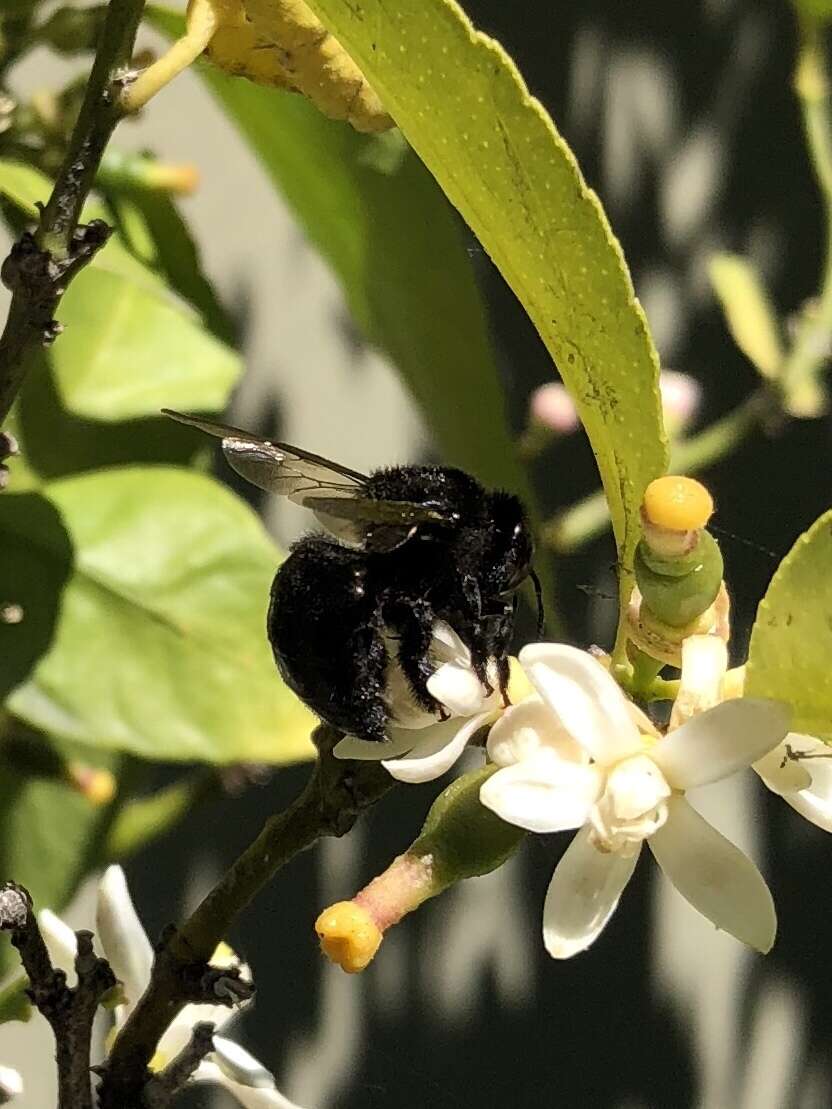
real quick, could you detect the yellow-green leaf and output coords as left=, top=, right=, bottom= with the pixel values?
left=3, top=468, right=315, bottom=764
left=302, top=0, right=667, bottom=583
left=746, top=508, right=832, bottom=741
left=709, top=254, right=783, bottom=379
left=0, top=159, right=241, bottom=420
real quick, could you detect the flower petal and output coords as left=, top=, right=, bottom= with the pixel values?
left=754, top=739, right=813, bottom=795
left=429, top=621, right=470, bottom=666
left=480, top=754, right=602, bottom=833
left=648, top=795, right=776, bottom=953
left=541, top=826, right=641, bottom=958
left=669, top=634, right=728, bottom=729
left=38, top=909, right=79, bottom=983
left=428, top=662, right=490, bottom=717
left=382, top=651, right=437, bottom=729
left=652, top=698, right=791, bottom=790
left=759, top=734, right=832, bottom=832
left=213, top=1036, right=277, bottom=1089
left=334, top=731, right=416, bottom=762
left=0, top=1065, right=22, bottom=1100
left=193, top=1058, right=306, bottom=1108
left=519, top=643, right=642, bottom=765
left=95, top=865, right=153, bottom=1014
left=486, top=695, right=586, bottom=768
left=783, top=788, right=832, bottom=833
left=382, top=710, right=493, bottom=783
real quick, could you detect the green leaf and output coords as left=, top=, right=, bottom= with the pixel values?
left=708, top=254, right=783, bottom=379
left=4, top=468, right=316, bottom=764
left=0, top=158, right=241, bottom=421
left=794, top=0, right=832, bottom=21
left=8, top=350, right=212, bottom=484
left=147, top=7, right=529, bottom=499
left=297, top=0, right=667, bottom=577
left=0, top=973, right=29, bottom=1024
left=0, top=491, right=72, bottom=699
left=50, top=266, right=238, bottom=420
left=0, top=760, right=115, bottom=981
left=97, top=151, right=235, bottom=345
left=746, top=508, right=832, bottom=741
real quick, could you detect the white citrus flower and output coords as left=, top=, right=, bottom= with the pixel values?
left=38, top=867, right=303, bottom=1109
left=678, top=636, right=832, bottom=832
left=334, top=621, right=502, bottom=783
left=479, top=643, right=790, bottom=958
left=0, top=1065, right=22, bottom=1104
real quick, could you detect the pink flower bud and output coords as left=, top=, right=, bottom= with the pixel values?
left=529, top=383, right=580, bottom=435
left=660, top=371, right=700, bottom=435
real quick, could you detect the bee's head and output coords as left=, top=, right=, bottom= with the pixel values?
left=487, top=492, right=534, bottom=594
left=486, top=492, right=545, bottom=637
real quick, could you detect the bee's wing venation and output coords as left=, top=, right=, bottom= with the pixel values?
left=163, top=409, right=455, bottom=550
left=162, top=409, right=369, bottom=495
left=223, top=441, right=364, bottom=499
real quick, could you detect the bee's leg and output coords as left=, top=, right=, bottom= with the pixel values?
left=387, top=599, right=444, bottom=716
left=473, top=595, right=518, bottom=700
left=496, top=655, right=511, bottom=707
left=342, top=611, right=392, bottom=743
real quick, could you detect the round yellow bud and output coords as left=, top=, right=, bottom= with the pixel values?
left=643, top=476, right=713, bottom=532
left=315, top=901, right=381, bottom=974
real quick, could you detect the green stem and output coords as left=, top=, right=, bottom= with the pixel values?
left=0, top=0, right=146, bottom=427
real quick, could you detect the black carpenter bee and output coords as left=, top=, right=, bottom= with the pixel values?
left=164, top=410, right=544, bottom=743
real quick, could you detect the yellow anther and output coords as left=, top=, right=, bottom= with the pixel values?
left=315, top=901, right=381, bottom=974
left=643, top=476, right=713, bottom=532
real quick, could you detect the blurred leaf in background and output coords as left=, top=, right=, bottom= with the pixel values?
left=4, top=467, right=314, bottom=764
left=746, top=508, right=832, bottom=742
left=0, top=728, right=121, bottom=986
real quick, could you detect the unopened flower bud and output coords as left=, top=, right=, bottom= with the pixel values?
left=659, top=370, right=700, bottom=435
left=315, top=767, right=525, bottom=972
left=98, top=151, right=200, bottom=196
left=66, top=763, right=117, bottom=806
left=529, top=383, right=580, bottom=435
left=630, top=476, right=727, bottom=662
left=142, top=162, right=200, bottom=196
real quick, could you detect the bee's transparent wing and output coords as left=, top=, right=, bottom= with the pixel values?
left=163, top=410, right=454, bottom=550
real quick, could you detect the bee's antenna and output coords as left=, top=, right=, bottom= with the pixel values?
left=530, top=568, right=546, bottom=639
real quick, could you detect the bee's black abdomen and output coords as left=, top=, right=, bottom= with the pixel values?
left=268, top=536, right=389, bottom=742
